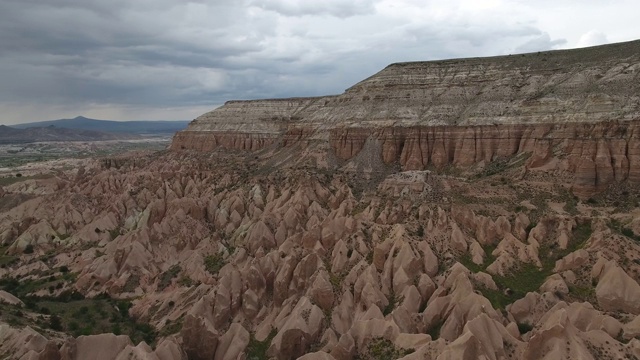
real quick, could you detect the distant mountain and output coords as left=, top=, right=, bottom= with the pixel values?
left=13, top=116, right=190, bottom=135
left=0, top=125, right=140, bottom=144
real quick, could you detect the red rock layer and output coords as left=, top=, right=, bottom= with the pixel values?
left=171, top=131, right=280, bottom=152
left=330, top=121, right=640, bottom=197
left=172, top=120, right=640, bottom=198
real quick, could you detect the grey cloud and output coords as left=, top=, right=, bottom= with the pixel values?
left=249, top=0, right=379, bottom=18
left=0, top=0, right=275, bottom=111
left=0, top=0, right=632, bottom=124
left=515, top=33, right=567, bottom=53
left=399, top=22, right=557, bottom=61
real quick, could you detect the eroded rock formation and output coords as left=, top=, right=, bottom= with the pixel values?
left=173, top=40, right=640, bottom=198
left=2, top=40, right=640, bottom=360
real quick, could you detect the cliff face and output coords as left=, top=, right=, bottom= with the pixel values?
left=171, top=40, right=640, bottom=197
left=328, top=121, right=640, bottom=197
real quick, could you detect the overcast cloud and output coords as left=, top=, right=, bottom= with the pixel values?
left=0, top=0, right=638, bottom=124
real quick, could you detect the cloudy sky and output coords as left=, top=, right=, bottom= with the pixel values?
left=1, top=0, right=638, bottom=124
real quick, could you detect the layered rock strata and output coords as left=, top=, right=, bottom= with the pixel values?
left=172, top=40, right=640, bottom=197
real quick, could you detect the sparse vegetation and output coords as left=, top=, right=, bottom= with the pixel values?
left=366, top=338, right=414, bottom=360
left=608, top=219, right=640, bottom=242
left=561, top=190, right=579, bottom=215
left=0, top=245, right=17, bottom=268
left=158, top=318, right=183, bottom=337
left=0, top=272, right=77, bottom=299
left=365, top=251, right=374, bottom=265
left=427, top=319, right=444, bottom=340
left=48, top=314, right=63, bottom=331
left=0, top=292, right=156, bottom=345
left=525, top=222, right=537, bottom=236
left=569, top=284, right=596, bottom=301
left=476, top=221, right=593, bottom=309
left=204, top=253, right=226, bottom=275
left=517, top=322, right=533, bottom=334
left=459, top=244, right=497, bottom=273
left=178, top=276, right=194, bottom=287
left=383, top=293, right=401, bottom=316
left=246, top=329, right=277, bottom=360
left=123, top=274, right=140, bottom=293
left=109, top=228, right=122, bottom=240
left=329, top=272, right=344, bottom=293
left=158, top=265, right=181, bottom=290
left=0, top=173, right=53, bottom=186
left=23, top=244, right=34, bottom=254
left=474, top=153, right=531, bottom=179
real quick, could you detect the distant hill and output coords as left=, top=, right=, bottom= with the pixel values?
left=0, top=125, right=140, bottom=144
left=13, top=116, right=190, bottom=135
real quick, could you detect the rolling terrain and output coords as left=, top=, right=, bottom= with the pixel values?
left=13, top=116, right=189, bottom=136
left=0, top=125, right=140, bottom=144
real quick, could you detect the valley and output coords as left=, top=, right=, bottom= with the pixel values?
left=1, top=40, right=640, bottom=359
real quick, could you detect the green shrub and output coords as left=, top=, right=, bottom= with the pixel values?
left=365, top=251, right=373, bottom=265
left=329, top=272, right=344, bottom=293
left=56, top=290, right=85, bottom=302
left=109, top=228, right=121, bottom=240
left=204, top=254, right=226, bottom=275
left=569, top=284, right=596, bottom=301
left=159, top=319, right=183, bottom=337
left=24, top=298, right=37, bottom=309
left=383, top=293, right=401, bottom=316
left=116, top=300, right=132, bottom=318
left=158, top=265, right=181, bottom=290
left=246, top=329, right=277, bottom=360
left=517, top=322, right=533, bottom=334
left=178, top=276, right=194, bottom=287
left=427, top=320, right=444, bottom=340
left=123, top=274, right=140, bottom=292
left=525, top=222, right=537, bottom=235
left=368, top=338, right=414, bottom=359
left=0, top=277, right=19, bottom=292
left=23, top=244, right=34, bottom=254
left=134, top=323, right=157, bottom=344
left=68, top=321, right=79, bottom=331
left=608, top=219, right=639, bottom=241
left=49, top=315, right=63, bottom=331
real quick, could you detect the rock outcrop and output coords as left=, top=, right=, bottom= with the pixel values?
left=172, top=40, right=640, bottom=198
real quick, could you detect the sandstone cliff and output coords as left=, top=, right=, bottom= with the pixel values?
left=172, top=40, right=640, bottom=197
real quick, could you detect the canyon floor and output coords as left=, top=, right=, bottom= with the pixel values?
left=1, top=144, right=640, bottom=360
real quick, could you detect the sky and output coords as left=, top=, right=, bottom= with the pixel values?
left=0, top=0, right=639, bottom=125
